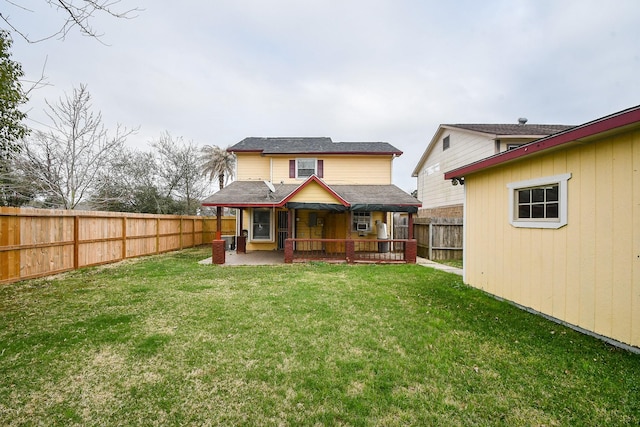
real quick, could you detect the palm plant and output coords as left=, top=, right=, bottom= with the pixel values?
left=200, top=145, right=235, bottom=190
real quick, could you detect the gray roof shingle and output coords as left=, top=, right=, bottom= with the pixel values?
left=332, top=185, right=420, bottom=206
left=201, top=181, right=298, bottom=205
left=201, top=181, right=420, bottom=210
left=446, top=123, right=574, bottom=136
left=229, top=137, right=403, bottom=155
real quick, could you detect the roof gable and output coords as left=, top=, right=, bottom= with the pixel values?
left=281, top=175, right=349, bottom=207
left=444, top=105, right=640, bottom=180
left=412, top=122, right=573, bottom=176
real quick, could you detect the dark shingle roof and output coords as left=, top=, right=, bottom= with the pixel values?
left=201, top=181, right=298, bottom=205
left=446, top=124, right=574, bottom=136
left=202, top=181, right=420, bottom=209
left=229, top=137, right=402, bottom=155
left=333, top=185, right=420, bottom=206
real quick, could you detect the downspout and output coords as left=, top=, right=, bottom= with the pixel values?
left=462, top=180, right=467, bottom=283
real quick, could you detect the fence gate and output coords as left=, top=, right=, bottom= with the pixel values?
left=393, top=214, right=408, bottom=240
left=413, top=217, right=463, bottom=260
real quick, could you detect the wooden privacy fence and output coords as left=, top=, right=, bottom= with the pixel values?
left=413, top=217, right=463, bottom=260
left=0, top=207, right=236, bottom=285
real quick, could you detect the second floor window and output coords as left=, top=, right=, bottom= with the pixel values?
left=443, top=135, right=450, bottom=151
left=297, top=158, right=316, bottom=178
left=290, top=159, right=324, bottom=178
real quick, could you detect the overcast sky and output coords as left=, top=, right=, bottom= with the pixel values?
left=8, top=0, right=640, bottom=192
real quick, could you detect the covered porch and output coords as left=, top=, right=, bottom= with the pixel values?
left=202, top=176, right=421, bottom=265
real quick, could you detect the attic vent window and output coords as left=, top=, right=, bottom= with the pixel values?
left=443, top=135, right=450, bottom=151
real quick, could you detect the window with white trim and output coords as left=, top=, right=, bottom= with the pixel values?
left=507, top=173, right=571, bottom=229
left=352, top=211, right=372, bottom=232
left=252, top=208, right=272, bottom=240
left=296, top=158, right=316, bottom=178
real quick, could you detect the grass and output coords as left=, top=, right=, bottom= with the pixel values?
left=0, top=247, right=638, bottom=426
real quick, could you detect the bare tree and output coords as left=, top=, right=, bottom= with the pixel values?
left=16, top=84, right=135, bottom=209
left=1, top=0, right=141, bottom=43
left=153, top=132, right=208, bottom=215
left=89, top=148, right=168, bottom=213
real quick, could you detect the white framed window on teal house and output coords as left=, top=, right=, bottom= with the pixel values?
left=507, top=173, right=571, bottom=229
left=252, top=208, right=272, bottom=241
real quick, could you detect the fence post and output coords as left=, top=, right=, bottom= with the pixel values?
left=73, top=215, right=79, bottom=269
left=122, top=217, right=127, bottom=261
left=428, top=222, right=433, bottom=260
left=156, top=218, right=160, bottom=254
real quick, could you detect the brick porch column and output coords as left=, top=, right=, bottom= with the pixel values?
left=284, top=239, right=294, bottom=263
left=345, top=240, right=355, bottom=264
left=212, top=239, right=226, bottom=265
left=405, top=239, right=417, bottom=264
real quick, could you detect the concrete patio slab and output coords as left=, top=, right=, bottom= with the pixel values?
left=416, top=257, right=463, bottom=276
left=199, top=251, right=463, bottom=276
left=199, top=250, right=285, bottom=266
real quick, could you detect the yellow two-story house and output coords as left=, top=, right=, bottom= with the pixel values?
left=202, top=137, right=421, bottom=262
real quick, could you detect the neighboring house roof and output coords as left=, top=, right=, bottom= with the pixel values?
left=446, top=123, right=573, bottom=137
left=202, top=176, right=422, bottom=213
left=229, top=137, right=403, bottom=156
left=444, top=105, right=640, bottom=180
left=411, top=122, right=573, bottom=176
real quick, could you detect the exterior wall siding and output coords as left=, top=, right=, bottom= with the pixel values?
left=238, top=154, right=393, bottom=185
left=417, top=129, right=497, bottom=211
left=319, top=156, right=392, bottom=185
left=288, top=181, right=343, bottom=204
left=464, top=128, right=640, bottom=347
left=236, top=154, right=271, bottom=181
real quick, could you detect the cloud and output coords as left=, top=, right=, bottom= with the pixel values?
left=8, top=0, right=640, bottom=192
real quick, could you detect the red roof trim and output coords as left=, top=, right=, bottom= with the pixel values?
left=444, top=105, right=640, bottom=180
left=227, top=148, right=402, bottom=156
left=201, top=202, right=281, bottom=208
left=251, top=151, right=402, bottom=156
left=227, top=149, right=263, bottom=153
left=279, top=175, right=350, bottom=207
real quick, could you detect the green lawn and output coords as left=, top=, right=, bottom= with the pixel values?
left=1, top=247, right=638, bottom=426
